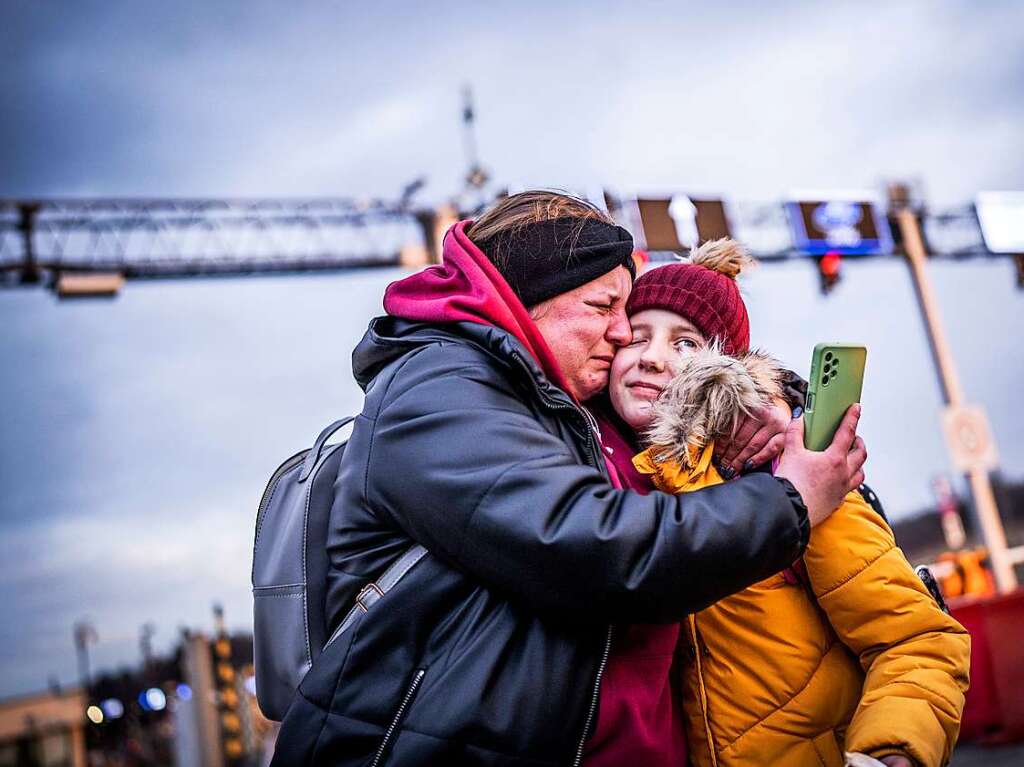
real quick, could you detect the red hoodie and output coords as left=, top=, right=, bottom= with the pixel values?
left=384, top=220, right=685, bottom=766
left=384, top=220, right=572, bottom=394
left=586, top=410, right=687, bottom=767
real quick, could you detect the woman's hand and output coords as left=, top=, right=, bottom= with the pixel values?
left=714, top=397, right=792, bottom=478
left=774, top=404, right=867, bottom=527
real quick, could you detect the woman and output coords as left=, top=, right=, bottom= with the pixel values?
left=604, top=238, right=970, bottom=767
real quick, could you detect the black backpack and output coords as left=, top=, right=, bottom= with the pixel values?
left=251, top=417, right=425, bottom=720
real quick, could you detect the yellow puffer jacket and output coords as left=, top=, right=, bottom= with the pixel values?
left=635, top=444, right=971, bottom=767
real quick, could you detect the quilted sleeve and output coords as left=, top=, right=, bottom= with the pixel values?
left=804, top=492, right=971, bottom=767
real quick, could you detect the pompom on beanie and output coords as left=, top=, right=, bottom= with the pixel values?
left=625, top=238, right=753, bottom=355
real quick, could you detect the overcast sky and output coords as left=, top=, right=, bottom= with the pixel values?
left=1, top=0, right=1022, bottom=699
left=3, top=1, right=1023, bottom=202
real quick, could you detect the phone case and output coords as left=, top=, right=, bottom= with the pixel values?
left=804, top=343, right=867, bottom=451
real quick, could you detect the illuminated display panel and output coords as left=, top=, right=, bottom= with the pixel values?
left=786, top=199, right=893, bottom=256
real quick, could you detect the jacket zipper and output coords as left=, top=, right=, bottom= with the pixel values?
left=572, top=625, right=613, bottom=767
left=688, top=618, right=719, bottom=767
left=508, top=352, right=607, bottom=472
left=579, top=405, right=602, bottom=442
left=370, top=668, right=426, bottom=767
left=507, top=351, right=614, bottom=765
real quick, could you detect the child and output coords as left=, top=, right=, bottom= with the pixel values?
left=607, top=239, right=970, bottom=767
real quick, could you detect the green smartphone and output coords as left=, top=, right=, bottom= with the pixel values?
left=804, top=343, right=867, bottom=451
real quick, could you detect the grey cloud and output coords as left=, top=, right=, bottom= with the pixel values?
left=1, top=0, right=1022, bottom=699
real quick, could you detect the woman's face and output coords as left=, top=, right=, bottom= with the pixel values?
left=609, top=309, right=708, bottom=430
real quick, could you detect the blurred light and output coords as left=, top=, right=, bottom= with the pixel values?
left=217, top=662, right=236, bottom=683
left=176, top=683, right=192, bottom=701
left=221, top=712, right=241, bottom=733
left=820, top=252, right=842, bottom=277
left=86, top=705, right=104, bottom=724
left=817, top=251, right=843, bottom=294
left=138, top=691, right=150, bottom=711
left=244, top=675, right=257, bottom=696
left=225, top=739, right=244, bottom=759
left=100, top=699, right=124, bottom=719
left=145, top=688, right=167, bottom=711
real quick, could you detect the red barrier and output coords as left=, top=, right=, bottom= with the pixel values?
left=951, top=588, right=1024, bottom=743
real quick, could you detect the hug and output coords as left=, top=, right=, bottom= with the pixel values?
left=269, top=191, right=969, bottom=767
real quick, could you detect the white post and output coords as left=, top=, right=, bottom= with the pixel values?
left=895, top=209, right=1017, bottom=593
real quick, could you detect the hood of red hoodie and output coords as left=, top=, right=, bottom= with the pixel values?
left=383, top=220, right=573, bottom=396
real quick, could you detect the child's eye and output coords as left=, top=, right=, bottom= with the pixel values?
left=674, top=338, right=699, bottom=351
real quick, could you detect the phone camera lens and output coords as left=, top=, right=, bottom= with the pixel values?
left=825, top=352, right=834, bottom=362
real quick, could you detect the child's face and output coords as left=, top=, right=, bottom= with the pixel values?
left=609, top=309, right=708, bottom=431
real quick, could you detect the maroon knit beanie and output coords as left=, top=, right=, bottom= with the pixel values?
left=625, top=238, right=752, bottom=355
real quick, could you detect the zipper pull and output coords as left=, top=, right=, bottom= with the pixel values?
left=580, top=405, right=602, bottom=440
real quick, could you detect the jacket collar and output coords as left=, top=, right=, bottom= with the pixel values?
left=352, top=316, right=576, bottom=410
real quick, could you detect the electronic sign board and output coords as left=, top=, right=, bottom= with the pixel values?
left=786, top=199, right=893, bottom=255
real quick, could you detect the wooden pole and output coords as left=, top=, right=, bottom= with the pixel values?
left=895, top=209, right=1017, bottom=592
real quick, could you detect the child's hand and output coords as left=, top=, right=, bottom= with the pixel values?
left=880, top=757, right=913, bottom=767
left=714, top=397, right=791, bottom=478
left=844, top=752, right=913, bottom=767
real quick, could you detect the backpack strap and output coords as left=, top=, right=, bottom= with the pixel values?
left=858, top=482, right=888, bottom=524
left=299, top=417, right=356, bottom=482
left=325, top=544, right=428, bottom=649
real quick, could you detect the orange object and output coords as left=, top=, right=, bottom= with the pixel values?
left=939, top=552, right=965, bottom=598
left=960, top=549, right=997, bottom=597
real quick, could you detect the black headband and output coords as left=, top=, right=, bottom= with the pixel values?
left=479, top=217, right=635, bottom=307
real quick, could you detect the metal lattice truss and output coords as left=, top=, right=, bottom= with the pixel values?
left=0, top=196, right=1003, bottom=286
left=0, top=198, right=424, bottom=281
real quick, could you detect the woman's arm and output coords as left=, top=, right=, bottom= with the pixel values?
left=804, top=493, right=971, bottom=767
left=365, top=342, right=809, bottom=623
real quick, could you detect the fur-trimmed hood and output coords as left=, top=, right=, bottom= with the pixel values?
left=644, top=346, right=785, bottom=468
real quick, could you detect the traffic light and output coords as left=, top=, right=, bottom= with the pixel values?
left=817, top=252, right=842, bottom=294
left=212, top=606, right=243, bottom=765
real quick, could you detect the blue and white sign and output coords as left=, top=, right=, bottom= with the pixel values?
left=786, top=199, right=893, bottom=256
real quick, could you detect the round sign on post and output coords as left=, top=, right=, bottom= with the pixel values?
left=941, top=404, right=999, bottom=473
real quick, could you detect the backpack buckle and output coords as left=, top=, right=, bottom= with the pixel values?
left=356, top=582, right=385, bottom=612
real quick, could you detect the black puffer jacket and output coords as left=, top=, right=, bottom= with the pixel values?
left=271, top=317, right=810, bottom=767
